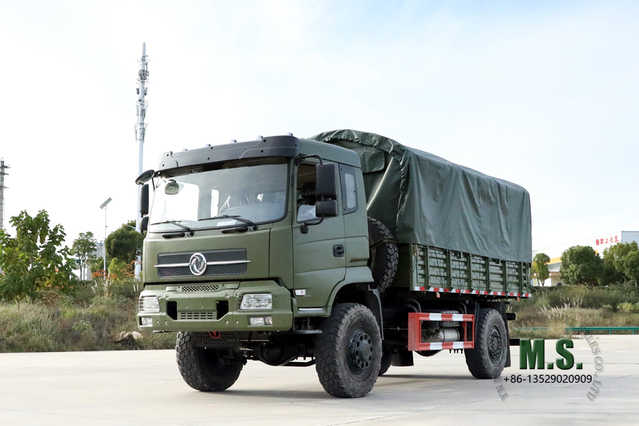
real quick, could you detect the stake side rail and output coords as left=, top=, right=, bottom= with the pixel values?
left=409, top=243, right=532, bottom=298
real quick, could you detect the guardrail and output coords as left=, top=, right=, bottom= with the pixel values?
left=512, top=327, right=549, bottom=331
left=512, top=327, right=639, bottom=335
left=565, top=327, right=639, bottom=335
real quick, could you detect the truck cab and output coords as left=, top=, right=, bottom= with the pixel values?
left=138, top=135, right=374, bottom=333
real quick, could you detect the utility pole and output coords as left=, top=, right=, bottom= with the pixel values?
left=0, top=159, right=9, bottom=231
left=134, top=43, right=149, bottom=279
left=100, top=197, right=112, bottom=280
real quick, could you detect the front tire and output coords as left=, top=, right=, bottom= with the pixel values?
left=378, top=344, right=393, bottom=376
left=315, top=303, right=382, bottom=398
left=464, top=309, right=508, bottom=379
left=176, top=331, right=244, bottom=392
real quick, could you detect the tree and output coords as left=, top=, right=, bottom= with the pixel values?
left=604, top=242, right=639, bottom=286
left=105, top=221, right=143, bottom=272
left=71, top=232, right=97, bottom=281
left=88, top=256, right=106, bottom=277
left=531, top=253, right=550, bottom=286
left=601, top=243, right=628, bottom=285
left=559, top=245, right=603, bottom=286
left=0, top=210, right=75, bottom=303
left=108, top=258, right=133, bottom=282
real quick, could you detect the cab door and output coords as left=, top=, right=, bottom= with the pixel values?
left=292, top=161, right=346, bottom=309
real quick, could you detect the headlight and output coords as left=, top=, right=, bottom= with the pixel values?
left=240, top=294, right=272, bottom=310
left=140, top=296, right=160, bottom=313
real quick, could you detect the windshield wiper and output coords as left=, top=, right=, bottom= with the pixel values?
left=152, top=220, right=195, bottom=235
left=199, top=215, right=258, bottom=231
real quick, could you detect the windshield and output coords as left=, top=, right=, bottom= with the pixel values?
left=149, top=157, right=288, bottom=231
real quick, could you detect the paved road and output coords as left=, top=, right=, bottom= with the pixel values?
left=0, top=335, right=637, bottom=425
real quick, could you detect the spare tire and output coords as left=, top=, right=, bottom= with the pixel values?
left=367, top=217, right=398, bottom=292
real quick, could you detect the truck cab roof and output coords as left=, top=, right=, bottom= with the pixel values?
left=155, top=135, right=361, bottom=173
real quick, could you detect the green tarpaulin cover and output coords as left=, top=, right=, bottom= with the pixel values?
left=309, top=129, right=532, bottom=263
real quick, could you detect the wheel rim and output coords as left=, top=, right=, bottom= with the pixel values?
left=348, top=330, right=373, bottom=372
left=487, top=328, right=503, bottom=363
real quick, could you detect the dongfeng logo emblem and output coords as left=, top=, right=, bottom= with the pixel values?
left=189, top=253, right=207, bottom=276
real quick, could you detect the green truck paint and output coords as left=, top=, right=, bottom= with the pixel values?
left=136, top=130, right=532, bottom=398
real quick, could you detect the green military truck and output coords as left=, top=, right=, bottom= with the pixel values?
left=136, top=129, right=532, bottom=398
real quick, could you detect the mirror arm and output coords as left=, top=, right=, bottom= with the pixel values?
left=294, top=154, right=323, bottom=166
left=300, top=216, right=324, bottom=234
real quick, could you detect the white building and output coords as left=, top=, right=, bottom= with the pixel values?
left=533, top=231, right=639, bottom=286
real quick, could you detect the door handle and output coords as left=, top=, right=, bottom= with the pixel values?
left=333, top=244, right=345, bottom=257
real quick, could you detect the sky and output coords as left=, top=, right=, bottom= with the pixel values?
left=0, top=0, right=638, bottom=253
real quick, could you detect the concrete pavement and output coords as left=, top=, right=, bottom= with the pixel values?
left=0, top=335, right=637, bottom=425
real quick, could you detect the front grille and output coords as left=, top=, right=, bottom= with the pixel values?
left=156, top=249, right=248, bottom=278
left=158, top=266, right=190, bottom=277
left=181, top=284, right=221, bottom=293
left=179, top=311, right=216, bottom=321
left=158, top=263, right=247, bottom=278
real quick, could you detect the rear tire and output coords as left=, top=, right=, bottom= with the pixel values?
left=465, top=309, right=508, bottom=379
left=176, top=331, right=244, bottom=391
left=315, top=303, right=382, bottom=398
left=367, top=217, right=398, bottom=292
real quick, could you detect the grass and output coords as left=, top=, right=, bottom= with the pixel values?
left=509, top=284, right=639, bottom=339
left=2, top=280, right=638, bottom=351
left=0, top=280, right=175, bottom=353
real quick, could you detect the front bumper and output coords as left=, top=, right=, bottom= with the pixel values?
left=137, top=280, right=293, bottom=332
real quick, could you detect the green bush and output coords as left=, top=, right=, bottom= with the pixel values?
left=617, top=302, right=639, bottom=313
left=37, top=289, right=75, bottom=308
left=71, top=282, right=99, bottom=307
left=108, top=278, right=142, bottom=300
left=513, top=285, right=639, bottom=311
left=0, top=283, right=174, bottom=352
left=510, top=285, right=639, bottom=338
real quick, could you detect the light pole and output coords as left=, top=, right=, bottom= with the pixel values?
left=100, top=197, right=112, bottom=279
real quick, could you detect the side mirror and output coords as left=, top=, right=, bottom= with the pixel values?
left=135, top=169, right=155, bottom=185
left=140, top=184, right=149, bottom=216
left=316, top=200, right=338, bottom=217
left=315, top=164, right=338, bottom=199
left=140, top=216, right=149, bottom=233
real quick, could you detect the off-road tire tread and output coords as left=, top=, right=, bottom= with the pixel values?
left=367, top=217, right=398, bottom=293
left=465, top=308, right=507, bottom=379
left=315, top=303, right=382, bottom=398
left=176, top=331, right=243, bottom=392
